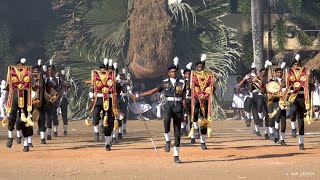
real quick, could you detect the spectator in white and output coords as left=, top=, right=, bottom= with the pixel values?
left=232, top=77, right=245, bottom=120
left=151, top=92, right=164, bottom=119
left=313, top=78, right=320, bottom=120
left=129, top=82, right=152, bottom=120
left=0, top=80, right=8, bottom=119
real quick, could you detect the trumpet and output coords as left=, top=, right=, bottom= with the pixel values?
left=252, top=76, right=263, bottom=93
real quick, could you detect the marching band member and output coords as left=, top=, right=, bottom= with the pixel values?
left=189, top=54, right=215, bottom=150
left=288, top=54, right=313, bottom=150
left=0, top=80, right=7, bottom=120
left=265, top=62, right=287, bottom=145
left=181, top=62, right=192, bottom=136
left=131, top=57, right=185, bottom=163
left=88, top=58, right=117, bottom=151
left=5, top=58, right=34, bottom=152
left=45, top=59, right=61, bottom=139
left=59, top=69, right=71, bottom=135
left=312, top=78, right=320, bottom=120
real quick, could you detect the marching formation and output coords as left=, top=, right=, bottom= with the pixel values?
left=0, top=52, right=315, bottom=164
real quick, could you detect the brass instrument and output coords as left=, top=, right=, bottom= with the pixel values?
left=31, top=71, right=43, bottom=122
left=252, top=76, right=263, bottom=93
left=45, top=88, right=60, bottom=104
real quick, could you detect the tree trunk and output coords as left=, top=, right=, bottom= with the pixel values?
left=251, top=0, right=264, bottom=71
left=267, top=0, right=272, bottom=61
left=128, top=0, right=173, bottom=79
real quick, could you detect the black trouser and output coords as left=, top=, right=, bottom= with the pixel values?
left=118, top=96, right=128, bottom=125
left=60, top=97, right=68, bottom=126
left=45, top=101, right=58, bottom=129
left=184, top=98, right=191, bottom=125
left=34, top=103, right=46, bottom=133
left=163, top=101, right=182, bottom=147
left=92, top=97, right=114, bottom=136
left=251, top=93, right=260, bottom=126
left=193, top=99, right=208, bottom=135
left=257, top=94, right=269, bottom=127
left=7, top=98, right=31, bottom=138
left=268, top=101, right=286, bottom=133
left=289, top=97, right=306, bottom=135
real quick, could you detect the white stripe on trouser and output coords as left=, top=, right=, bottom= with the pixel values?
left=47, top=128, right=52, bottom=136
left=93, top=125, right=99, bottom=133
left=193, top=122, right=199, bottom=129
left=164, top=133, right=171, bottom=142
left=105, top=136, right=112, bottom=145
left=23, top=137, right=28, bottom=146
left=291, top=121, right=296, bottom=129
left=258, top=113, right=263, bottom=119
left=112, top=131, right=116, bottom=138
left=40, top=132, right=45, bottom=139
left=255, top=125, right=260, bottom=132
left=63, top=125, right=68, bottom=132
left=275, top=122, right=279, bottom=130
left=8, top=130, right=13, bottom=138
left=118, top=127, right=122, bottom=133
left=28, top=136, right=32, bottom=144
left=315, top=112, right=319, bottom=119
left=200, top=135, right=207, bottom=143
left=269, top=127, right=274, bottom=134
left=181, top=122, right=186, bottom=128
left=280, top=132, right=285, bottom=140
left=299, top=135, right=304, bottom=144
left=17, top=130, right=21, bottom=137
left=53, top=125, right=58, bottom=133
left=173, top=146, right=179, bottom=156
left=245, top=112, right=250, bottom=119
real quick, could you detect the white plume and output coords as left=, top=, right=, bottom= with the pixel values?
left=295, top=54, right=300, bottom=61
left=61, top=70, right=65, bottom=75
left=1, top=80, right=6, bottom=85
left=108, top=59, right=113, bottom=67
left=201, top=54, right=206, bottom=62
left=49, top=59, right=53, bottom=66
left=20, top=58, right=26, bottom=64
left=280, top=62, right=286, bottom=69
left=186, top=62, right=192, bottom=70
left=180, top=69, right=184, bottom=75
left=264, top=60, right=272, bottom=68
left=113, top=62, right=118, bottom=69
left=251, top=62, right=256, bottom=69
left=38, top=59, right=42, bottom=66
left=42, top=65, right=47, bottom=72
left=173, top=56, right=179, bottom=66
left=103, top=58, right=108, bottom=65
left=122, top=68, right=126, bottom=74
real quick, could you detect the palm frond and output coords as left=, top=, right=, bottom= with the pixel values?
left=169, top=2, right=196, bottom=29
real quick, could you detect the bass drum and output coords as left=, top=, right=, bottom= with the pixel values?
left=266, top=81, right=281, bottom=94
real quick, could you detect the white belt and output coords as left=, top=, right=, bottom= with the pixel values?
left=185, top=96, right=191, bottom=99
left=252, top=90, right=259, bottom=93
left=97, top=93, right=109, bottom=97
left=298, top=91, right=304, bottom=95
left=166, top=97, right=181, bottom=101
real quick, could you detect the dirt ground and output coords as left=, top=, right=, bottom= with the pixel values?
left=0, top=119, right=319, bottom=180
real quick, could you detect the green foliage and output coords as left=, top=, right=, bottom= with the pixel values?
left=274, top=18, right=287, bottom=52
left=0, top=24, right=13, bottom=77
left=238, top=0, right=251, bottom=21
left=240, top=31, right=253, bottom=69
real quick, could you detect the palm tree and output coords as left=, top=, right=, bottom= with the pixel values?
left=49, top=0, right=242, bottom=119
left=251, top=0, right=264, bottom=71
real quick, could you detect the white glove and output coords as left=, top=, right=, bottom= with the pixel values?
left=244, top=75, right=249, bottom=80
left=49, top=77, right=53, bottom=81
left=281, top=88, right=286, bottom=92
left=89, top=92, right=94, bottom=99
left=116, top=74, right=120, bottom=80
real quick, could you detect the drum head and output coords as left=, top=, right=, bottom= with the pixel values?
left=266, top=81, right=281, bottom=94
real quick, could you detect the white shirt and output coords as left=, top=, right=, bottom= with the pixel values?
left=169, top=78, right=177, bottom=85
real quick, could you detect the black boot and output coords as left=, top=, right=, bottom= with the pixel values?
left=47, top=135, right=52, bottom=140
left=191, top=138, right=196, bottom=144
left=258, top=119, right=263, bottom=127
left=118, top=133, right=122, bottom=139
left=174, top=156, right=181, bottom=164
left=41, top=138, right=46, bottom=144
left=165, top=141, right=170, bottom=152
left=23, top=146, right=29, bottom=152
left=274, top=130, right=279, bottom=143
left=280, top=140, right=286, bottom=146
left=64, top=131, right=67, bottom=136
left=245, top=118, right=251, bottom=127
left=6, top=138, right=13, bottom=148
left=123, top=129, right=127, bottom=135
left=255, top=131, right=261, bottom=137
left=201, top=143, right=207, bottom=150
left=264, top=133, right=269, bottom=139
left=299, top=143, right=304, bottom=150
left=105, top=144, right=111, bottom=151
left=94, top=132, right=99, bottom=142
left=112, top=137, right=118, bottom=143
left=291, top=129, right=297, bottom=138
left=16, top=137, right=21, bottom=144
left=269, top=133, right=274, bottom=141
left=53, top=132, right=58, bottom=137
left=28, top=143, right=33, bottom=147
left=181, top=128, right=188, bottom=136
